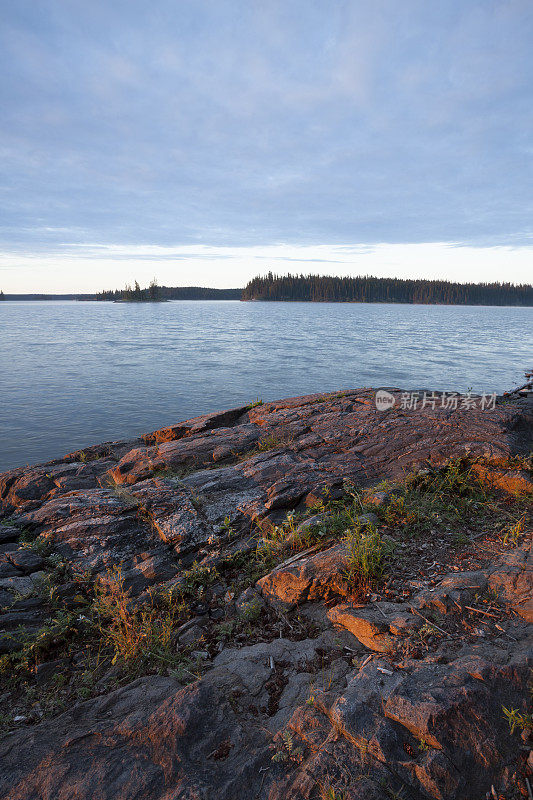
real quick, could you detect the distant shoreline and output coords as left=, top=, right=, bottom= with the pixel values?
left=3, top=273, right=532, bottom=305
left=2, top=296, right=533, bottom=307
left=0, top=291, right=242, bottom=301
left=112, top=298, right=169, bottom=303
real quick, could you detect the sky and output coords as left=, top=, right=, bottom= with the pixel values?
left=1, top=0, right=532, bottom=292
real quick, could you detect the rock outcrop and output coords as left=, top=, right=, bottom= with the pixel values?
left=0, top=389, right=532, bottom=799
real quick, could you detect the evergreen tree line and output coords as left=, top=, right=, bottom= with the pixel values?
left=96, top=279, right=161, bottom=302
left=158, top=286, right=241, bottom=300
left=241, top=272, right=533, bottom=305
left=95, top=281, right=241, bottom=301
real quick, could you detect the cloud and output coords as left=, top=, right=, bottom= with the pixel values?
left=1, top=0, right=532, bottom=290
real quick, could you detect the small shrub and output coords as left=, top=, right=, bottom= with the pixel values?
left=319, top=785, right=346, bottom=800
left=216, top=621, right=235, bottom=641
left=239, top=599, right=262, bottom=623
left=501, top=514, right=526, bottom=546
left=415, top=621, right=441, bottom=642
left=344, top=524, right=388, bottom=594
left=373, top=459, right=503, bottom=535
left=93, top=570, right=180, bottom=673
left=151, top=466, right=187, bottom=480
left=180, top=562, right=220, bottom=596
left=220, top=516, right=237, bottom=538
left=0, top=610, right=81, bottom=676
left=272, top=730, right=304, bottom=764
left=256, top=429, right=294, bottom=452
left=451, top=530, right=470, bottom=547
left=0, top=712, right=14, bottom=735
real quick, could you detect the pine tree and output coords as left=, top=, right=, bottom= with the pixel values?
left=148, top=278, right=160, bottom=300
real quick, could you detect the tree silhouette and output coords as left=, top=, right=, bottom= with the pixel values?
left=241, top=273, right=533, bottom=306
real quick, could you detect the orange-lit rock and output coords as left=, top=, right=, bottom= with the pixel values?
left=470, top=463, right=533, bottom=496
left=257, top=542, right=351, bottom=609
left=328, top=603, right=399, bottom=652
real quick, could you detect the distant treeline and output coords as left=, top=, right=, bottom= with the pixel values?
left=1, top=292, right=95, bottom=300
left=4, top=274, right=532, bottom=305
left=95, top=282, right=241, bottom=301
left=96, top=279, right=162, bottom=302
left=161, top=286, right=242, bottom=300
left=242, top=273, right=533, bottom=305
left=0, top=286, right=242, bottom=301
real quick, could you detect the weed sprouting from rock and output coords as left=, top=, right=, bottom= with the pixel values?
left=93, top=570, right=181, bottom=673
left=319, top=785, right=346, bottom=800
left=0, top=610, right=82, bottom=677
left=343, top=523, right=389, bottom=595
left=502, top=705, right=533, bottom=734
left=500, top=513, right=527, bottom=546
left=271, top=729, right=304, bottom=764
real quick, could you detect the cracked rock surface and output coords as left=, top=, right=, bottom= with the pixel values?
left=0, top=389, right=532, bottom=799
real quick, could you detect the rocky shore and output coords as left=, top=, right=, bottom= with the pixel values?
left=0, top=388, right=532, bottom=800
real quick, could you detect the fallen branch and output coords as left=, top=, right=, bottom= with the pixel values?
left=273, top=543, right=324, bottom=569
left=412, top=609, right=449, bottom=636
left=464, top=605, right=499, bottom=619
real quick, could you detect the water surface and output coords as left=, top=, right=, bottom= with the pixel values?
left=1, top=300, right=531, bottom=472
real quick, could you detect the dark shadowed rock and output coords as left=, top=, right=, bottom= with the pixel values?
left=141, top=405, right=250, bottom=445
left=0, top=524, right=20, bottom=544
left=410, top=570, right=488, bottom=614
left=0, top=670, right=273, bottom=800
left=5, top=549, right=44, bottom=574
left=382, top=657, right=532, bottom=799
left=488, top=538, right=533, bottom=622
left=11, top=488, right=162, bottom=577
left=127, top=477, right=213, bottom=555
left=0, top=562, right=21, bottom=578
left=0, top=610, right=44, bottom=630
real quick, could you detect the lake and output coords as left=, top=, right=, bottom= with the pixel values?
left=1, top=300, right=531, bottom=472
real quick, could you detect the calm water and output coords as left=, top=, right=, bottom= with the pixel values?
left=1, top=300, right=531, bottom=472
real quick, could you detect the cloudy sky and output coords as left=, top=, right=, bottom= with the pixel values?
left=1, top=0, right=532, bottom=292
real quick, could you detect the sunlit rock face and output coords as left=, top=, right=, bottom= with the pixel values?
left=0, top=390, right=532, bottom=800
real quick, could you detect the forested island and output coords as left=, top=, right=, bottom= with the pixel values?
left=95, top=281, right=241, bottom=302
left=95, top=279, right=163, bottom=302
left=242, top=273, right=533, bottom=305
